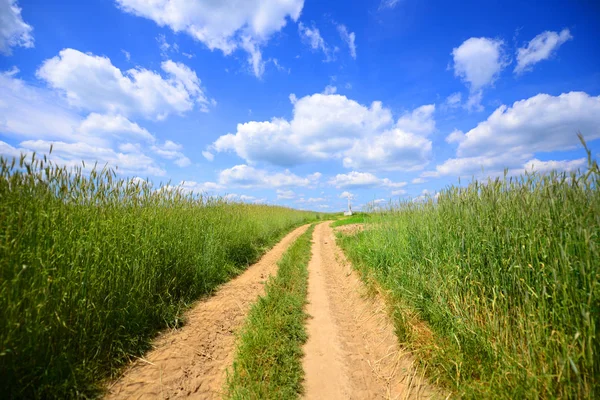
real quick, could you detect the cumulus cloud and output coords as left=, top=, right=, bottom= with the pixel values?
left=37, top=49, right=210, bottom=119
left=339, top=191, right=353, bottom=199
left=0, top=69, right=81, bottom=142
left=451, top=37, right=507, bottom=111
left=455, top=92, right=600, bottom=158
left=421, top=91, right=600, bottom=179
left=218, top=164, right=319, bottom=188
left=0, top=0, right=33, bottom=55
left=115, top=0, right=303, bottom=77
left=337, top=24, right=356, bottom=59
left=79, top=113, right=155, bottom=143
left=515, top=28, right=572, bottom=74
left=1, top=66, right=194, bottom=177
left=211, top=93, right=434, bottom=172
left=0, top=139, right=166, bottom=177
left=328, top=171, right=406, bottom=189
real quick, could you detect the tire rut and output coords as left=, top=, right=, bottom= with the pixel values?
left=302, top=222, right=438, bottom=399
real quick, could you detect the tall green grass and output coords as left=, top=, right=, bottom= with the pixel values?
left=0, top=153, right=319, bottom=399
left=227, top=225, right=314, bottom=399
left=339, top=149, right=599, bottom=398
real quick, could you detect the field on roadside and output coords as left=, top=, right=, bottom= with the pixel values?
left=0, top=154, right=320, bottom=399
left=338, top=150, right=599, bottom=398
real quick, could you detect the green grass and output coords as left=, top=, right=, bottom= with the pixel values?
left=226, top=225, right=315, bottom=399
left=330, top=212, right=370, bottom=227
left=338, top=145, right=599, bottom=398
left=0, top=153, right=319, bottom=399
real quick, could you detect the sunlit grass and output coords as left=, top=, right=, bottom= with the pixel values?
left=227, top=225, right=314, bottom=399
left=0, top=152, right=319, bottom=399
left=338, top=141, right=599, bottom=398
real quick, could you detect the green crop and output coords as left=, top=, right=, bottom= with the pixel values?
left=0, top=152, right=318, bottom=399
left=339, top=140, right=599, bottom=398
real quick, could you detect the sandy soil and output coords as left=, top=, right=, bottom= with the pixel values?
left=106, top=224, right=310, bottom=400
left=333, top=223, right=365, bottom=236
left=302, top=222, right=437, bottom=400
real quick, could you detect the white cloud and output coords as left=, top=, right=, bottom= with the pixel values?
left=411, top=177, right=426, bottom=184
left=519, top=158, right=586, bottom=174
left=202, top=150, right=214, bottom=161
left=515, top=29, right=572, bottom=74
left=169, top=180, right=223, bottom=195
left=329, top=171, right=406, bottom=189
left=342, top=128, right=431, bottom=171
left=391, top=189, right=406, bottom=196
left=456, top=92, right=600, bottom=158
left=323, top=85, right=337, bottom=94
left=151, top=140, right=191, bottom=167
left=79, top=113, right=155, bottom=143
left=337, top=24, right=356, bottom=59
left=396, top=104, right=436, bottom=135
left=122, top=49, right=131, bottom=61
left=298, top=22, right=334, bottom=62
left=0, top=139, right=166, bottom=177
left=0, top=69, right=81, bottom=142
left=157, top=34, right=179, bottom=57
left=276, top=189, right=295, bottom=199
left=421, top=92, right=600, bottom=179
left=211, top=93, right=433, bottom=171
left=37, top=49, right=210, bottom=119
left=0, top=69, right=186, bottom=177
left=444, top=92, right=462, bottom=109
left=339, top=191, right=353, bottom=199
left=343, top=104, right=435, bottom=171
left=218, top=164, right=318, bottom=188
left=451, top=37, right=507, bottom=111
left=115, top=0, right=303, bottom=77
left=0, top=0, right=33, bottom=55
left=445, top=129, right=465, bottom=144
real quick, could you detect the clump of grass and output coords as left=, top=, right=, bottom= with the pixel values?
left=338, top=142, right=599, bottom=398
left=0, top=153, right=318, bottom=399
left=331, top=212, right=370, bottom=227
left=227, top=225, right=315, bottom=399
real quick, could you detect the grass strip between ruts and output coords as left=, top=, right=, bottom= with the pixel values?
left=226, top=224, right=316, bottom=399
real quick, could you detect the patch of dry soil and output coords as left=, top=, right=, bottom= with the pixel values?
left=106, top=224, right=310, bottom=400
left=302, top=222, right=437, bottom=399
left=333, top=223, right=365, bottom=236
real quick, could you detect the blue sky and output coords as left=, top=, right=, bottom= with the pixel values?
left=1, top=0, right=599, bottom=211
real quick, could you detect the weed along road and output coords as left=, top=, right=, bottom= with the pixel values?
left=302, top=222, right=435, bottom=400
left=107, top=225, right=310, bottom=399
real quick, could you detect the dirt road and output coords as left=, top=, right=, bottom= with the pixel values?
left=302, top=222, right=435, bottom=399
left=106, top=224, right=310, bottom=400
left=106, top=221, right=436, bottom=399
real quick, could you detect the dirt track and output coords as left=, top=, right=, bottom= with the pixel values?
left=106, top=224, right=310, bottom=399
left=302, top=222, right=436, bottom=399
left=106, top=221, right=436, bottom=399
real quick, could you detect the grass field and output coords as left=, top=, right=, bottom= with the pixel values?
left=0, top=153, right=320, bottom=399
left=227, top=225, right=314, bottom=399
left=338, top=148, right=599, bottom=398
